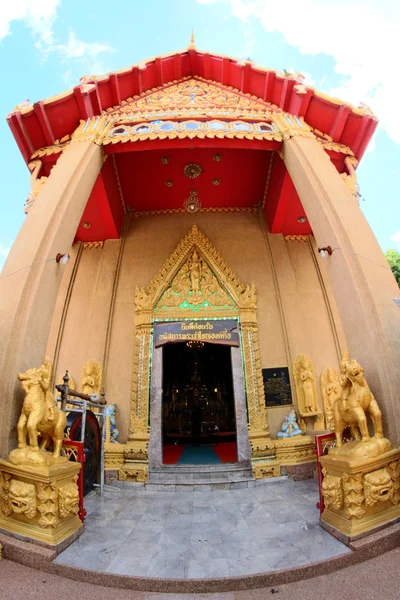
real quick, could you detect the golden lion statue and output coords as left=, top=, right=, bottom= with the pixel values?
left=9, top=363, right=67, bottom=466
left=333, top=357, right=383, bottom=448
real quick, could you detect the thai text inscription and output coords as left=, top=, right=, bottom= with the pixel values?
left=154, top=320, right=239, bottom=347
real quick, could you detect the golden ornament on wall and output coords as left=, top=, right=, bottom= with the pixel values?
left=80, top=360, right=102, bottom=396
left=213, top=153, right=222, bottom=162
left=212, top=178, right=221, bottom=186
left=160, top=156, right=170, bottom=164
left=165, top=180, right=173, bottom=187
left=183, top=163, right=203, bottom=179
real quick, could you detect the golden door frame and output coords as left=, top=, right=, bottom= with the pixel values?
left=126, top=225, right=272, bottom=479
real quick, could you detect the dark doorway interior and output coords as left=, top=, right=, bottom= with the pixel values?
left=162, top=342, right=237, bottom=464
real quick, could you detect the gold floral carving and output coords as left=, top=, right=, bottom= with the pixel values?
left=0, top=471, right=12, bottom=517
left=322, top=472, right=343, bottom=510
left=342, top=472, right=365, bottom=520
left=37, top=482, right=59, bottom=528
left=106, top=77, right=277, bottom=122
left=8, top=479, right=37, bottom=519
left=389, top=461, right=400, bottom=505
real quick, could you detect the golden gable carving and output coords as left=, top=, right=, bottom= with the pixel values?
left=107, top=77, right=276, bottom=123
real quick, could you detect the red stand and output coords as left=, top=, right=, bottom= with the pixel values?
left=314, top=432, right=336, bottom=516
left=62, top=439, right=87, bottom=522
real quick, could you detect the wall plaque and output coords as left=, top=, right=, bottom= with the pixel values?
left=262, top=367, right=293, bottom=407
left=154, top=319, right=239, bottom=347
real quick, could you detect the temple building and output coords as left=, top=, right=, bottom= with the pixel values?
left=1, top=36, right=400, bottom=489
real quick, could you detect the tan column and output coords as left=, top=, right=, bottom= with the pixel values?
left=0, top=140, right=103, bottom=456
left=282, top=135, right=400, bottom=443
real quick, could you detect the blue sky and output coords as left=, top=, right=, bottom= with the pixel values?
left=0, top=0, right=399, bottom=269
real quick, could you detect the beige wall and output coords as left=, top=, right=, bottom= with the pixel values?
left=47, top=211, right=345, bottom=441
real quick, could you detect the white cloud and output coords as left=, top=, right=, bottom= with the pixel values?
left=0, top=1, right=115, bottom=77
left=390, top=231, right=400, bottom=250
left=0, top=1, right=60, bottom=44
left=197, top=0, right=400, bottom=144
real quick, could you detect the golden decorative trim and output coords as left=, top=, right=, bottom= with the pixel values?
left=82, top=241, right=104, bottom=249
left=30, top=135, right=71, bottom=160
left=24, top=160, right=48, bottom=214
left=71, top=117, right=110, bottom=146
left=272, top=113, right=315, bottom=140
left=103, top=119, right=281, bottom=146
left=274, top=436, right=316, bottom=465
left=341, top=156, right=359, bottom=196
left=105, top=77, right=279, bottom=121
left=284, top=235, right=308, bottom=242
left=111, top=154, right=127, bottom=214
left=318, top=139, right=355, bottom=156
left=130, top=206, right=257, bottom=218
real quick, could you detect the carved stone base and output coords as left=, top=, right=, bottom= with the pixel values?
left=252, top=460, right=281, bottom=479
left=0, top=459, right=82, bottom=548
left=118, top=461, right=148, bottom=482
left=104, top=442, right=124, bottom=471
left=320, top=446, right=400, bottom=542
left=274, top=435, right=316, bottom=466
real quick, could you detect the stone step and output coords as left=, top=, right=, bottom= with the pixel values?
left=149, top=464, right=252, bottom=483
left=112, top=475, right=289, bottom=492
left=150, top=462, right=245, bottom=473
left=145, top=478, right=257, bottom=491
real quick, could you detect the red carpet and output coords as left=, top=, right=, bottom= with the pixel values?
left=162, top=445, right=184, bottom=464
left=213, top=442, right=238, bottom=463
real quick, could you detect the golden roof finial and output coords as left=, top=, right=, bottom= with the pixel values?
left=189, top=29, right=196, bottom=49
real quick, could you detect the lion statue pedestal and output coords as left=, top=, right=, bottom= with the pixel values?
left=0, top=459, right=82, bottom=550
left=0, top=362, right=83, bottom=550
left=319, top=352, right=400, bottom=544
left=320, top=444, right=400, bottom=543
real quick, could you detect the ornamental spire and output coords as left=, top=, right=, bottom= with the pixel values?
left=189, top=29, right=196, bottom=49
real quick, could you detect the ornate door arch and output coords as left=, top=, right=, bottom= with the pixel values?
left=128, top=225, right=271, bottom=474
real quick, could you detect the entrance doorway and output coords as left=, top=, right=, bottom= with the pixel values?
left=162, top=341, right=238, bottom=465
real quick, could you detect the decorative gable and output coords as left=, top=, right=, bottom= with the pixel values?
left=106, top=77, right=277, bottom=123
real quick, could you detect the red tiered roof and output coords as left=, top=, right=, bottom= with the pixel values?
left=7, top=45, right=377, bottom=243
